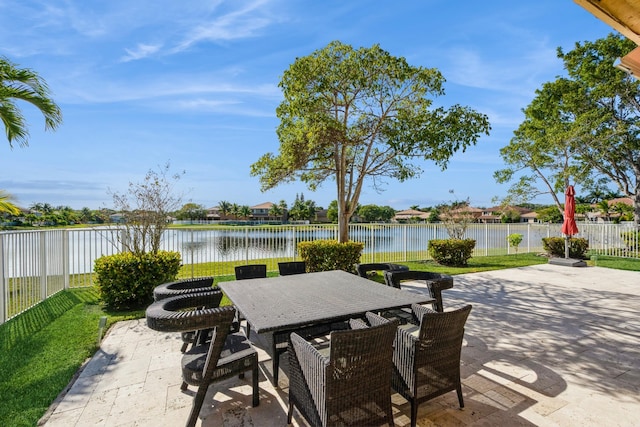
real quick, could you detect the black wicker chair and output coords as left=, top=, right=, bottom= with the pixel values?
left=234, top=264, right=267, bottom=339
left=153, top=277, right=217, bottom=301
left=278, top=261, right=307, bottom=276
left=152, top=277, right=231, bottom=352
left=356, top=263, right=413, bottom=324
left=372, top=303, right=472, bottom=427
left=383, top=270, right=454, bottom=313
left=287, top=312, right=399, bottom=427
left=145, top=293, right=259, bottom=427
left=234, top=264, right=267, bottom=280
left=355, top=262, right=409, bottom=278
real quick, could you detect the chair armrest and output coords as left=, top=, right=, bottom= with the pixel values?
left=365, top=311, right=391, bottom=327
left=290, top=332, right=328, bottom=420
left=349, top=318, right=369, bottom=329
left=393, top=323, right=419, bottom=389
left=411, top=303, right=436, bottom=320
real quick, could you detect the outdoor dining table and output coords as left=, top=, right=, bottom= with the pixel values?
left=219, top=269, right=434, bottom=334
left=218, top=269, right=435, bottom=384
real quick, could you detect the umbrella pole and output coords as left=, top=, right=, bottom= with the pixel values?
left=565, top=236, right=570, bottom=259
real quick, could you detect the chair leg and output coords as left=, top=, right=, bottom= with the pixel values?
left=252, top=358, right=260, bottom=407
left=180, top=381, right=189, bottom=391
left=180, top=341, right=189, bottom=353
left=272, top=343, right=280, bottom=386
left=186, top=384, right=209, bottom=427
left=410, top=400, right=418, bottom=427
left=246, top=323, right=251, bottom=339
left=386, top=404, right=394, bottom=427
left=457, top=382, right=465, bottom=408
left=287, top=400, right=294, bottom=424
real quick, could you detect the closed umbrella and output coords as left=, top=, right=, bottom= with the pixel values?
left=561, top=185, right=579, bottom=258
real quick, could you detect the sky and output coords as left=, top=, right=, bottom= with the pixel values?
left=0, top=0, right=614, bottom=211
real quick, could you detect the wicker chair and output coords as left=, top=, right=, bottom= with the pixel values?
left=373, top=303, right=472, bottom=427
left=234, top=264, right=267, bottom=280
left=145, top=293, right=259, bottom=427
left=355, top=262, right=409, bottom=278
left=234, top=264, right=267, bottom=339
left=383, top=270, right=454, bottom=313
left=278, top=261, right=307, bottom=276
left=356, top=263, right=414, bottom=324
left=152, top=277, right=233, bottom=352
left=287, top=312, right=399, bottom=427
left=153, top=276, right=217, bottom=301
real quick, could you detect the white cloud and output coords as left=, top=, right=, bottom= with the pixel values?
left=172, top=0, right=280, bottom=53
left=121, top=43, right=163, bottom=62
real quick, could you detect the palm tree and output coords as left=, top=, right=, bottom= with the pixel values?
left=218, top=200, right=231, bottom=219
left=1, top=57, right=63, bottom=147
left=80, top=207, right=92, bottom=223
left=239, top=205, right=252, bottom=219
left=269, top=203, right=282, bottom=220
left=230, top=203, right=240, bottom=219
left=596, top=200, right=611, bottom=222
left=0, top=190, right=19, bottom=215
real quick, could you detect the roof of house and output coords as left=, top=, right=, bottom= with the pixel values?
left=521, top=211, right=539, bottom=218
left=251, top=202, right=274, bottom=209
left=607, top=197, right=633, bottom=206
left=394, top=209, right=430, bottom=219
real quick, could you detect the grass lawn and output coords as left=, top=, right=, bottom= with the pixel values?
left=0, top=288, right=142, bottom=427
left=1, top=252, right=636, bottom=426
left=590, top=254, right=640, bottom=271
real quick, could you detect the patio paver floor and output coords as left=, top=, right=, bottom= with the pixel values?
left=40, top=264, right=640, bottom=426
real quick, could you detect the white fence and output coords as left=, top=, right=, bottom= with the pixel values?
left=1, top=222, right=638, bottom=323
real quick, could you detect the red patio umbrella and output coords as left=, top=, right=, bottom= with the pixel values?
left=561, top=185, right=579, bottom=258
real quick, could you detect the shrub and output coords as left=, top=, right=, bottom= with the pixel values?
left=428, top=238, right=476, bottom=267
left=94, top=250, right=181, bottom=310
left=541, top=237, right=589, bottom=259
left=507, top=233, right=523, bottom=254
left=298, top=240, right=364, bottom=273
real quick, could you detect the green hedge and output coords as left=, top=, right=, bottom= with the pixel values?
left=298, top=240, right=364, bottom=273
left=542, top=237, right=589, bottom=259
left=94, top=250, right=181, bottom=310
left=428, top=238, right=476, bottom=267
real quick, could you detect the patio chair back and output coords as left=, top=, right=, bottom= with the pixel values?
left=278, top=261, right=307, bottom=276
left=355, top=262, right=408, bottom=278
left=153, top=277, right=216, bottom=301
left=384, top=270, right=453, bottom=312
left=288, top=312, right=398, bottom=426
left=392, top=304, right=472, bottom=427
left=235, top=264, right=267, bottom=280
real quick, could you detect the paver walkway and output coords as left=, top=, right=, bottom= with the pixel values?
left=40, top=264, right=640, bottom=426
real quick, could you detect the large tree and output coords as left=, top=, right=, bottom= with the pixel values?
left=496, top=34, right=640, bottom=223
left=251, top=41, right=490, bottom=242
left=561, top=34, right=640, bottom=223
left=0, top=56, right=62, bottom=147
left=494, top=77, right=591, bottom=216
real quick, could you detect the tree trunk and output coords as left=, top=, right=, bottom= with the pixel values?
left=338, top=212, right=349, bottom=243
left=634, top=191, right=640, bottom=225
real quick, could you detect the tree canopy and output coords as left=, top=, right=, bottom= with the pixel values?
left=251, top=41, right=490, bottom=242
left=495, top=34, right=640, bottom=223
left=0, top=190, right=19, bottom=216
left=0, top=56, right=62, bottom=147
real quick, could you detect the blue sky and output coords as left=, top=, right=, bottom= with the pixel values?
left=0, top=0, right=613, bottom=211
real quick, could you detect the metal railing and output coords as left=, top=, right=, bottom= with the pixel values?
left=1, top=222, right=637, bottom=324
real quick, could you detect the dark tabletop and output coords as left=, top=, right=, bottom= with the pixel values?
left=218, top=270, right=434, bottom=334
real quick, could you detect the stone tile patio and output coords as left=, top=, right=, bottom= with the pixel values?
left=40, top=264, right=640, bottom=426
